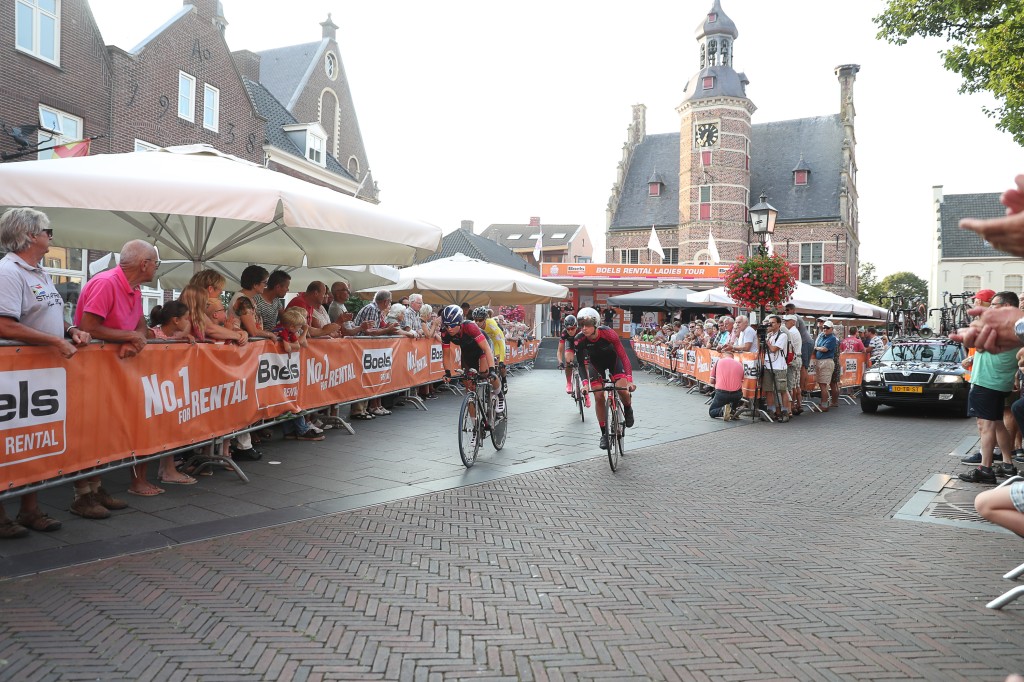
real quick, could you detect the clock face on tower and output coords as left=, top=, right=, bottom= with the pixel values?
left=695, top=123, right=719, bottom=147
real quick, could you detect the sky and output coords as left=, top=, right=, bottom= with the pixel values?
left=88, top=0, right=1024, bottom=281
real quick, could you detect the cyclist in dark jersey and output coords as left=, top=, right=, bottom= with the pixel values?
left=573, top=307, right=635, bottom=448
left=557, top=314, right=589, bottom=406
left=439, top=305, right=504, bottom=425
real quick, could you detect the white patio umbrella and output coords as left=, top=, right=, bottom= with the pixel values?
left=687, top=281, right=877, bottom=317
left=155, top=260, right=399, bottom=292
left=0, top=145, right=442, bottom=268
left=361, top=253, right=569, bottom=305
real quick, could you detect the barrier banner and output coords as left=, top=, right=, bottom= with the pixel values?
left=1, top=337, right=454, bottom=491
left=630, top=340, right=866, bottom=394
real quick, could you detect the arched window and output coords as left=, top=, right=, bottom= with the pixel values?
left=692, top=249, right=712, bottom=265
left=963, top=275, right=981, bottom=292
left=347, top=156, right=360, bottom=177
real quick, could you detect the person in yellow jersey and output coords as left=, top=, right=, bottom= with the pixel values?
left=472, top=307, right=507, bottom=390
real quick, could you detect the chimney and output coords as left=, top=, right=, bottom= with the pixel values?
left=232, top=49, right=261, bottom=82
left=321, top=14, right=339, bottom=41
left=529, top=217, right=541, bottom=227
left=460, top=220, right=474, bottom=233
left=834, top=64, right=860, bottom=123
left=184, top=0, right=227, bottom=31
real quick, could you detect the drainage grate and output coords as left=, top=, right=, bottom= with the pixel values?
left=927, top=501, right=988, bottom=524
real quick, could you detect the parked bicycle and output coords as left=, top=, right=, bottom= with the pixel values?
left=590, top=371, right=630, bottom=472
left=453, top=368, right=508, bottom=468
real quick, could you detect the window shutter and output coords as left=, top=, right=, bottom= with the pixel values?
left=822, top=263, right=835, bottom=284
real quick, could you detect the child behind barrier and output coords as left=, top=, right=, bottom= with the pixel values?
left=149, top=301, right=194, bottom=342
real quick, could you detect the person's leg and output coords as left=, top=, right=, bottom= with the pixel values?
left=979, top=418, right=998, bottom=468
left=708, top=389, right=729, bottom=418
left=158, top=455, right=195, bottom=484
left=975, top=484, right=1024, bottom=536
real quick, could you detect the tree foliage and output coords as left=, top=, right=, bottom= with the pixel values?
left=876, top=271, right=929, bottom=303
left=858, top=262, right=881, bottom=303
left=874, top=0, right=1024, bottom=144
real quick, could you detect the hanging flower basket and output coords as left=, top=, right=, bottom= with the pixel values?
left=723, top=254, right=797, bottom=309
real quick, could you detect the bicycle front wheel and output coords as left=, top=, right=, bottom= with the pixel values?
left=458, top=394, right=480, bottom=468
left=490, top=395, right=507, bottom=451
left=573, top=372, right=586, bottom=422
left=606, top=397, right=620, bottom=472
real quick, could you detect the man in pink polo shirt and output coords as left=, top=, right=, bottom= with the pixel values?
left=74, top=239, right=159, bottom=503
left=708, top=349, right=745, bottom=421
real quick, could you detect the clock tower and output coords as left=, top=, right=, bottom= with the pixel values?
left=678, top=0, right=755, bottom=264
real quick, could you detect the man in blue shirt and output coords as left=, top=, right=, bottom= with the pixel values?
left=813, top=320, right=839, bottom=411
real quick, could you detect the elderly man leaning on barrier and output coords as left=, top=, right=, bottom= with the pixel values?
left=75, top=239, right=160, bottom=502
left=0, top=207, right=93, bottom=537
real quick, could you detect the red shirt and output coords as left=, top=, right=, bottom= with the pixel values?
left=74, top=266, right=142, bottom=332
left=841, top=336, right=865, bottom=353
left=286, top=294, right=316, bottom=325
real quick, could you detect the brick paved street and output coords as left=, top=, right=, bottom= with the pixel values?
left=1, top=367, right=1023, bottom=681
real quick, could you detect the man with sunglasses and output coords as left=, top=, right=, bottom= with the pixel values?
left=439, top=305, right=504, bottom=448
left=556, top=314, right=590, bottom=406
left=572, top=307, right=635, bottom=449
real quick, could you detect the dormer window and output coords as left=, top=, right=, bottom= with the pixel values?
left=283, top=123, right=330, bottom=168
left=794, top=170, right=809, bottom=186
left=649, top=182, right=661, bottom=197
left=708, top=12, right=717, bottom=22
left=702, top=76, right=715, bottom=89
left=307, top=134, right=324, bottom=164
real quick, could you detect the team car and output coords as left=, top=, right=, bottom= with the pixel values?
left=860, top=337, right=970, bottom=417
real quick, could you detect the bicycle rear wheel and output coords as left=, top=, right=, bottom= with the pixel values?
left=606, top=396, right=620, bottom=472
left=458, top=394, right=480, bottom=468
left=490, top=394, right=507, bottom=450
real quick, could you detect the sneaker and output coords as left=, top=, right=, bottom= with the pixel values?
left=230, top=446, right=262, bottom=461
left=1013, top=449, right=1024, bottom=464
left=307, top=424, right=324, bottom=435
left=779, top=411, right=791, bottom=423
left=599, top=433, right=609, bottom=450
left=566, top=381, right=573, bottom=394
left=723, top=404, right=733, bottom=421
left=623, top=405, right=634, bottom=428
left=997, top=461, right=1018, bottom=478
left=496, top=397, right=505, bottom=415
left=95, top=486, right=128, bottom=510
left=960, top=452, right=983, bottom=465
left=958, top=466, right=997, bottom=484
left=70, top=492, right=111, bottom=519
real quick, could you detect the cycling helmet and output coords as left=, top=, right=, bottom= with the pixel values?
left=563, top=314, right=578, bottom=328
left=440, top=304, right=464, bottom=327
left=471, top=306, right=488, bottom=321
left=576, top=307, right=600, bottom=327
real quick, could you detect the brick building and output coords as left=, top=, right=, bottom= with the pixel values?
left=0, top=0, right=378, bottom=312
left=605, top=0, right=861, bottom=296
left=481, top=218, right=593, bottom=268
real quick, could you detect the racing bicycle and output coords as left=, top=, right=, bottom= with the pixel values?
left=590, top=372, right=627, bottom=472
left=453, top=369, right=507, bottom=468
left=567, top=360, right=587, bottom=422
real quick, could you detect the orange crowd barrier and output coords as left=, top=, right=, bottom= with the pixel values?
left=0, top=337, right=538, bottom=492
left=631, top=340, right=866, bottom=398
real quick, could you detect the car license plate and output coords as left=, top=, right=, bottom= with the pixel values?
left=890, top=385, right=922, bottom=393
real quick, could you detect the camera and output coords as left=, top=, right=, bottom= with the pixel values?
left=755, top=322, right=769, bottom=342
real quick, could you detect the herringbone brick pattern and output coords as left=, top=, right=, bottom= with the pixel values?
left=0, top=390, right=1020, bottom=680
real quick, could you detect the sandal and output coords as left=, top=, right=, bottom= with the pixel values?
left=371, top=407, right=391, bottom=416
left=284, top=432, right=326, bottom=441
left=16, top=510, right=62, bottom=532
left=351, top=412, right=374, bottom=420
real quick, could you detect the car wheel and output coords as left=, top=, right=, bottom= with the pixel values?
left=860, top=396, right=878, bottom=413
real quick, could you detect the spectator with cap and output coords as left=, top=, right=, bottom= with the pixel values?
left=783, top=314, right=804, bottom=414
left=812, top=320, right=839, bottom=410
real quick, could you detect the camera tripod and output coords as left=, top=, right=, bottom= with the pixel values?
left=747, top=323, right=787, bottom=423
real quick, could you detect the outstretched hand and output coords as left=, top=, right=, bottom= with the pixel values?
left=951, top=305, right=1023, bottom=353
left=960, top=174, right=1024, bottom=257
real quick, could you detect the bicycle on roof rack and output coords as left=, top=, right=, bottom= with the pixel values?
left=880, top=295, right=930, bottom=339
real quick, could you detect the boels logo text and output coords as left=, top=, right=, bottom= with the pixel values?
left=255, top=353, right=300, bottom=407
left=1, top=368, right=67, bottom=463
left=361, top=348, right=393, bottom=389
left=430, top=344, right=444, bottom=366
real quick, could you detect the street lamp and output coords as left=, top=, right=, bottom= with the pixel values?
left=749, top=191, right=778, bottom=257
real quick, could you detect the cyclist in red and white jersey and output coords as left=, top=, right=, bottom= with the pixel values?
left=573, top=307, right=635, bottom=448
